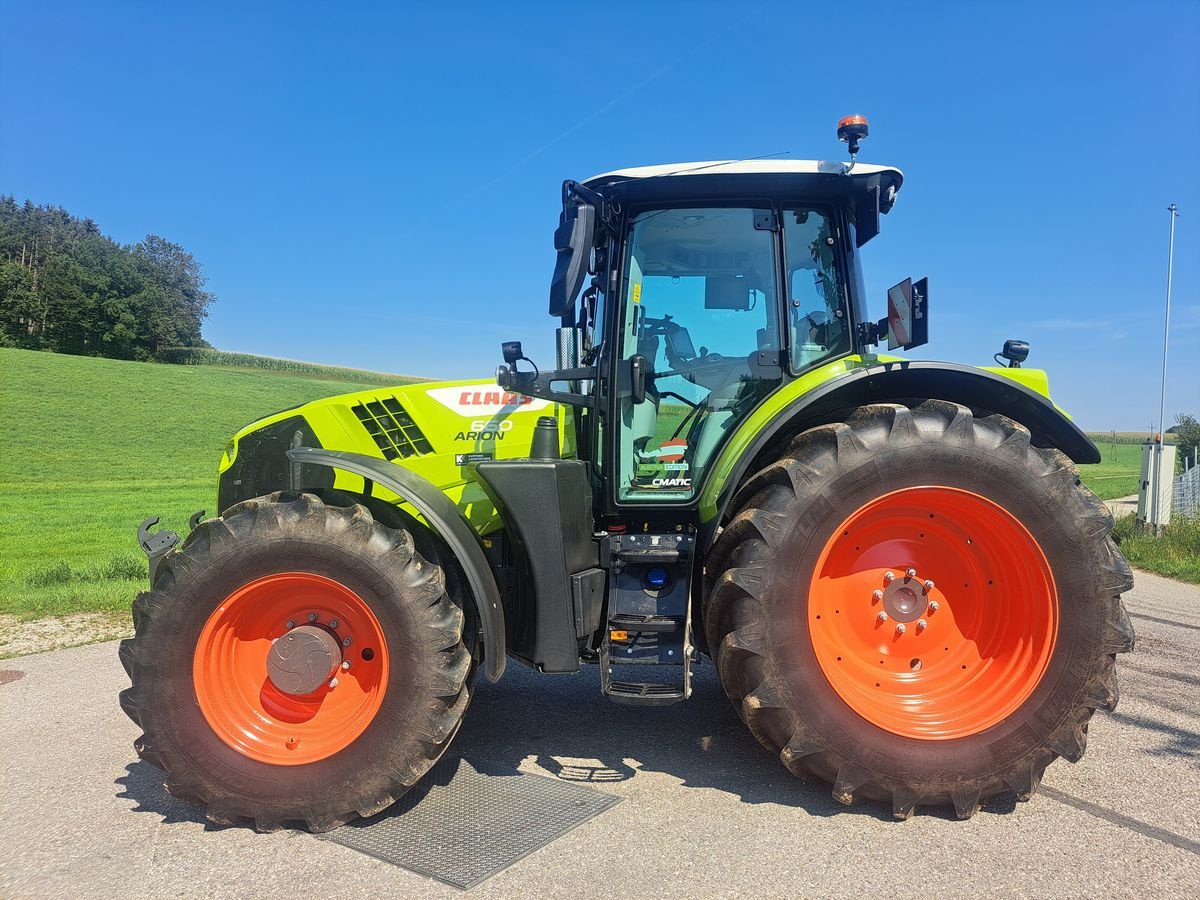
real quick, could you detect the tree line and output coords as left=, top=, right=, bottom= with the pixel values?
left=0, top=196, right=213, bottom=360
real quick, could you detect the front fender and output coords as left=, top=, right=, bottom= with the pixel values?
left=701, top=359, right=1098, bottom=531
left=287, top=447, right=506, bottom=682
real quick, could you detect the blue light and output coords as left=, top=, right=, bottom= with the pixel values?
left=645, top=567, right=669, bottom=590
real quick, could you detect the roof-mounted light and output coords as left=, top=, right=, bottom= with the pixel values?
left=837, top=114, right=870, bottom=171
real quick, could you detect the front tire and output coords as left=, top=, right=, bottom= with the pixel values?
left=705, top=401, right=1134, bottom=819
left=119, top=491, right=473, bottom=832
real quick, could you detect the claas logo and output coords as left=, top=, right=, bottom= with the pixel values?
left=458, top=390, right=534, bottom=406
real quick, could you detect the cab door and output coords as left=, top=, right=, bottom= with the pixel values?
left=612, top=206, right=784, bottom=504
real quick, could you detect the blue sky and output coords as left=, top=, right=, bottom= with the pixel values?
left=2, top=0, right=1197, bottom=430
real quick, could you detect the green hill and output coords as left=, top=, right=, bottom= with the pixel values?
left=0, top=347, right=418, bottom=619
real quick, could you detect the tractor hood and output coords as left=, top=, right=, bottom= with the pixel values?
left=216, top=378, right=570, bottom=528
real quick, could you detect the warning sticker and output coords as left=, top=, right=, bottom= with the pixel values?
left=632, top=283, right=642, bottom=304
left=455, top=452, right=493, bottom=466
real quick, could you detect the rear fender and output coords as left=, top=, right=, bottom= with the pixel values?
left=287, top=447, right=506, bottom=682
left=702, top=360, right=1098, bottom=544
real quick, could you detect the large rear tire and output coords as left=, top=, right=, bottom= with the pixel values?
left=705, top=401, right=1134, bottom=819
left=119, top=491, right=473, bottom=832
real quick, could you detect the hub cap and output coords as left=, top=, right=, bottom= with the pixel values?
left=193, top=572, right=388, bottom=765
left=266, top=625, right=343, bottom=695
left=807, top=486, right=1058, bottom=740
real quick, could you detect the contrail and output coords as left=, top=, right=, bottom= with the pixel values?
left=465, top=4, right=769, bottom=198
left=397, top=3, right=771, bottom=233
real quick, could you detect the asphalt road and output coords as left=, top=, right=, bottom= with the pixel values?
left=2, top=570, right=1198, bottom=899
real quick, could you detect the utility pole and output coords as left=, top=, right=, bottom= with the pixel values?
left=1149, top=204, right=1179, bottom=534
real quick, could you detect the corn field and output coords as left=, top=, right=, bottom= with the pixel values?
left=160, top=347, right=426, bottom=386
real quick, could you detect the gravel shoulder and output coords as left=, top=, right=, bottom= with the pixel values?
left=0, top=612, right=129, bottom=659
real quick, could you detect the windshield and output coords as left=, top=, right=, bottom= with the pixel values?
left=615, top=207, right=783, bottom=502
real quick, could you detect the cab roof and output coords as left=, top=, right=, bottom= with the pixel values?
left=582, top=159, right=904, bottom=245
left=584, top=159, right=903, bottom=188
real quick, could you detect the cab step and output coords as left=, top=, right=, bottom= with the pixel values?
left=605, top=680, right=685, bottom=706
left=608, top=613, right=683, bottom=633
left=600, top=532, right=696, bottom=706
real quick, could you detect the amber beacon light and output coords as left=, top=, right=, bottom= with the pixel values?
left=837, top=114, right=870, bottom=160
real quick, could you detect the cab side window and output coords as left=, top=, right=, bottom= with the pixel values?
left=785, top=209, right=849, bottom=371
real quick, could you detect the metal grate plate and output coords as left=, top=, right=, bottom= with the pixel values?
left=316, top=755, right=621, bottom=889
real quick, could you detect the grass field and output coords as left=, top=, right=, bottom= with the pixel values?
left=1076, top=441, right=1143, bottom=501
left=0, top=348, right=416, bottom=620
left=1, top=349, right=1193, bottom=623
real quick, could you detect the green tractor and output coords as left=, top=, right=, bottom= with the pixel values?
left=120, top=117, right=1133, bottom=830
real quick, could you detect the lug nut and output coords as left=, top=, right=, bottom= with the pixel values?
left=329, top=619, right=339, bottom=629
left=341, top=660, right=351, bottom=670
left=328, top=677, right=339, bottom=688
left=877, top=611, right=889, bottom=623
left=872, top=590, right=884, bottom=602
left=896, top=623, right=907, bottom=635
left=917, top=619, right=928, bottom=631
left=884, top=571, right=895, bottom=584
left=307, top=613, right=318, bottom=623
left=924, top=579, right=935, bottom=592
left=929, top=601, right=940, bottom=613
left=906, top=568, right=917, bottom=578
left=342, top=636, right=352, bottom=647
left=286, top=619, right=296, bottom=629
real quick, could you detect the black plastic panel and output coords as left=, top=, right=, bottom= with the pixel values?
left=475, top=459, right=597, bottom=673
left=217, top=415, right=330, bottom=513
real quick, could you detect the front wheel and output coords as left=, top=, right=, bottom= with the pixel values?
left=705, top=401, right=1134, bottom=819
left=119, top=492, right=473, bottom=832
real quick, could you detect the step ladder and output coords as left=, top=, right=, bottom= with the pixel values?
left=599, top=533, right=695, bottom=706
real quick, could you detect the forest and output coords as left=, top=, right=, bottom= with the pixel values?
left=0, top=196, right=213, bottom=360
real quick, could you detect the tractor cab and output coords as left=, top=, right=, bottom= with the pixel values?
left=487, top=141, right=921, bottom=701
left=497, top=156, right=911, bottom=515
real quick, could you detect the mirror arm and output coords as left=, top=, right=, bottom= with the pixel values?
left=857, top=317, right=889, bottom=348
left=496, top=364, right=596, bottom=409
left=564, top=180, right=618, bottom=231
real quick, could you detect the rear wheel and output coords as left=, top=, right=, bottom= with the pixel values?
left=705, top=401, right=1134, bottom=819
left=119, top=491, right=473, bottom=832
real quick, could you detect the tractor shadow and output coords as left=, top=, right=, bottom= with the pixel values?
left=116, top=761, right=233, bottom=831
left=114, top=662, right=1021, bottom=828
left=452, top=661, right=1016, bottom=822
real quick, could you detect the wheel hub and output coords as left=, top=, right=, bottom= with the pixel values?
left=266, top=624, right=342, bottom=695
left=881, top=574, right=929, bottom=623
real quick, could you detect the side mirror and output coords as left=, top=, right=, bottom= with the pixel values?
left=548, top=200, right=596, bottom=318
left=884, top=276, right=928, bottom=351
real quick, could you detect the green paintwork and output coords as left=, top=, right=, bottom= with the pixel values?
left=695, top=356, right=1059, bottom=521
left=218, top=378, right=570, bottom=534
left=219, top=359, right=1059, bottom=534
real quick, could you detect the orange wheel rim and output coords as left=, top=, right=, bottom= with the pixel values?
left=808, top=487, right=1057, bottom=740
left=193, top=572, right=388, bottom=765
